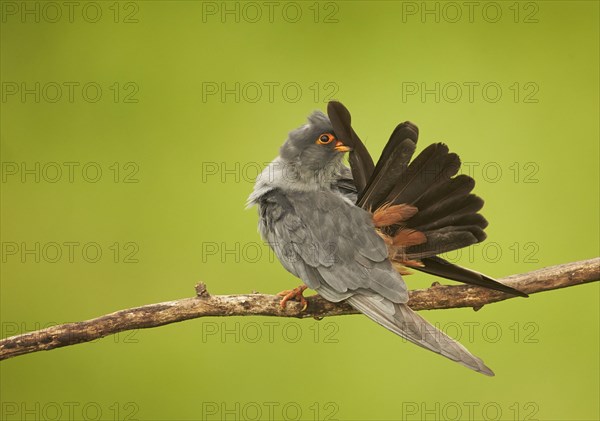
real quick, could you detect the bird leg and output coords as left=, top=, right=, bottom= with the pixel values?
left=277, top=285, right=308, bottom=311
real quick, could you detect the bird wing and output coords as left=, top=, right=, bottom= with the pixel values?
left=258, top=188, right=408, bottom=304
left=332, top=165, right=358, bottom=202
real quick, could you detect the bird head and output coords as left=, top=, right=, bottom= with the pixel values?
left=279, top=111, right=352, bottom=171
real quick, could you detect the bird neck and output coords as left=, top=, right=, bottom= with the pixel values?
left=247, top=156, right=344, bottom=206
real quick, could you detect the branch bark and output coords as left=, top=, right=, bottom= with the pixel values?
left=1, top=258, right=598, bottom=361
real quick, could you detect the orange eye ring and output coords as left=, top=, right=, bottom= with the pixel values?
left=316, top=133, right=335, bottom=145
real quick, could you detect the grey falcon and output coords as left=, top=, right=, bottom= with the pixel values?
left=248, top=110, right=495, bottom=375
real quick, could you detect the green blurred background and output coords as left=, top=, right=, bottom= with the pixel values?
left=1, top=1, right=598, bottom=420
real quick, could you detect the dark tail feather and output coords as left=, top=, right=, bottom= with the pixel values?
left=357, top=137, right=416, bottom=210
left=415, top=256, right=529, bottom=297
left=327, top=101, right=374, bottom=192
left=401, top=153, right=462, bottom=210
left=385, top=143, right=453, bottom=206
left=356, top=121, right=419, bottom=210
left=412, top=174, right=475, bottom=210
left=405, top=227, right=484, bottom=259
left=381, top=121, right=420, bottom=157
left=407, top=175, right=477, bottom=227
left=411, top=197, right=487, bottom=233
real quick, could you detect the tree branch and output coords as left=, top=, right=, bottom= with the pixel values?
left=1, top=258, right=598, bottom=361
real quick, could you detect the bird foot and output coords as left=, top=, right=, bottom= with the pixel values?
left=277, top=285, right=308, bottom=311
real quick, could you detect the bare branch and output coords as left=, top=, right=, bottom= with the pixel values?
left=1, top=258, right=598, bottom=361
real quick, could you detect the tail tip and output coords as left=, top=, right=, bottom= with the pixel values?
left=479, top=365, right=495, bottom=377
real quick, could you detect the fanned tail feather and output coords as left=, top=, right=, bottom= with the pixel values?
left=358, top=122, right=419, bottom=210
left=415, top=256, right=529, bottom=297
left=327, top=101, right=374, bottom=192
left=327, top=101, right=527, bottom=298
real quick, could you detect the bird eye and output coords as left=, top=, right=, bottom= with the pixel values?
left=316, top=133, right=334, bottom=145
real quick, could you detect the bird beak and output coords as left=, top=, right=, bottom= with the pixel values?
left=334, top=140, right=352, bottom=153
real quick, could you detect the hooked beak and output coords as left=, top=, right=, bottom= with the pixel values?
left=334, top=140, right=352, bottom=153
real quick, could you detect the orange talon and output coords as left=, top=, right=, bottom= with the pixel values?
left=277, top=285, right=308, bottom=311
